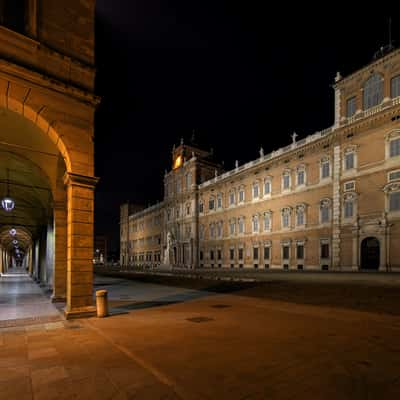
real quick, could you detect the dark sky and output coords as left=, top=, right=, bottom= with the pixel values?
left=94, top=1, right=398, bottom=253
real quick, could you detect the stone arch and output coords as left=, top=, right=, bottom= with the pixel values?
left=0, top=79, right=97, bottom=318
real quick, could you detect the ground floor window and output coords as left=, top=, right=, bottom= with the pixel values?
left=253, top=247, right=259, bottom=260
left=296, top=244, right=304, bottom=259
left=321, top=243, right=330, bottom=258
left=263, top=246, right=270, bottom=259
left=282, top=245, right=290, bottom=260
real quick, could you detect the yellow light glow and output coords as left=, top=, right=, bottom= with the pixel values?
left=173, top=155, right=183, bottom=169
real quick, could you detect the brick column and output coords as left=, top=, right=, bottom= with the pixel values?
left=52, top=202, right=67, bottom=302
left=64, top=172, right=99, bottom=319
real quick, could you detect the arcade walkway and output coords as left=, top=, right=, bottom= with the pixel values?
left=0, top=268, right=62, bottom=328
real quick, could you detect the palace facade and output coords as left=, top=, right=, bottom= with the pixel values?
left=121, top=48, right=400, bottom=271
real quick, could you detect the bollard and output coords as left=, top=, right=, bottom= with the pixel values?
left=96, top=289, right=108, bottom=318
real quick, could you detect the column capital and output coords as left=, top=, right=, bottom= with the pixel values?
left=63, top=172, right=99, bottom=189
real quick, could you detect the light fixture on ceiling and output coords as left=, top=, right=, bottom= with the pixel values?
left=1, top=169, right=15, bottom=212
left=12, top=239, right=18, bottom=245
left=9, top=228, right=17, bottom=236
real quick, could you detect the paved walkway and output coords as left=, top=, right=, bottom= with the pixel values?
left=0, top=268, right=61, bottom=327
left=1, top=274, right=400, bottom=399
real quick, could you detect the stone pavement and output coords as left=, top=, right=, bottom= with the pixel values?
left=0, top=268, right=61, bottom=327
left=1, top=274, right=400, bottom=399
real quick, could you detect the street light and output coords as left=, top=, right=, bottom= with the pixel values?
left=1, top=197, right=15, bottom=212
left=2, top=169, right=15, bottom=212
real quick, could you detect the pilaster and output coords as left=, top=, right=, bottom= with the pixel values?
left=63, top=172, right=99, bottom=319
left=332, top=145, right=341, bottom=268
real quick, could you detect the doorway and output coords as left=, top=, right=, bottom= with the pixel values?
left=361, top=237, right=380, bottom=270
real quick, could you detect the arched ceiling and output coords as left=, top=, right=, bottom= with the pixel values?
left=0, top=108, right=66, bottom=252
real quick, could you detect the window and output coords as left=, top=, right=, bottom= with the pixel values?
left=391, top=75, right=400, bottom=98
left=389, top=170, right=400, bottom=181
left=321, top=243, right=330, bottom=259
left=263, top=246, right=270, bottom=260
left=176, top=179, right=181, bottom=193
left=209, top=197, right=215, bottom=210
left=296, top=245, right=304, bottom=260
left=238, top=188, right=245, bottom=203
left=199, top=224, right=205, bottom=240
left=253, top=182, right=260, bottom=199
left=186, top=204, right=191, bottom=216
left=344, top=151, right=355, bottom=170
left=210, top=250, right=214, bottom=260
left=238, top=247, right=244, bottom=260
left=217, top=221, right=223, bottom=238
left=229, top=190, right=236, bottom=206
left=253, top=247, right=259, bottom=260
left=210, top=223, right=215, bottom=239
left=282, top=245, right=290, bottom=260
left=363, top=74, right=383, bottom=109
left=238, top=217, right=245, bottom=234
left=186, top=173, right=192, bottom=189
left=320, top=199, right=331, bottom=224
left=217, top=193, right=223, bottom=209
left=200, top=250, right=204, bottom=260
left=344, top=181, right=355, bottom=191
left=296, top=205, right=306, bottom=226
left=346, top=96, right=357, bottom=118
left=199, top=200, right=204, bottom=214
left=229, top=219, right=236, bottom=236
left=252, top=215, right=259, bottom=233
left=344, top=200, right=353, bottom=218
left=230, top=248, right=235, bottom=260
left=389, top=192, right=400, bottom=211
left=297, top=170, right=305, bottom=186
left=176, top=207, right=180, bottom=219
left=217, top=249, right=222, bottom=260
left=321, top=158, right=330, bottom=179
left=390, top=138, right=400, bottom=158
left=281, top=208, right=291, bottom=229
left=0, top=0, right=25, bottom=34
left=263, top=212, right=271, bottom=231
left=264, top=179, right=271, bottom=196
left=282, top=171, right=291, bottom=191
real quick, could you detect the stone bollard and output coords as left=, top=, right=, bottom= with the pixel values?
left=96, top=290, right=108, bottom=318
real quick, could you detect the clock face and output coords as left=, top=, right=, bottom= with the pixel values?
left=173, top=155, right=183, bottom=170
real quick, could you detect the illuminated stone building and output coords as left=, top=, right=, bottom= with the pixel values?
left=0, top=1, right=99, bottom=317
left=121, top=48, right=400, bottom=271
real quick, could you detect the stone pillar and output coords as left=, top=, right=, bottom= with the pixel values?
left=64, top=172, right=99, bottom=319
left=332, top=145, right=341, bottom=269
left=52, top=203, right=67, bottom=302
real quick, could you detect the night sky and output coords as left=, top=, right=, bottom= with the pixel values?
left=94, top=2, right=398, bottom=254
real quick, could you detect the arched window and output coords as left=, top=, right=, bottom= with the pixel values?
left=363, top=74, right=383, bottom=110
